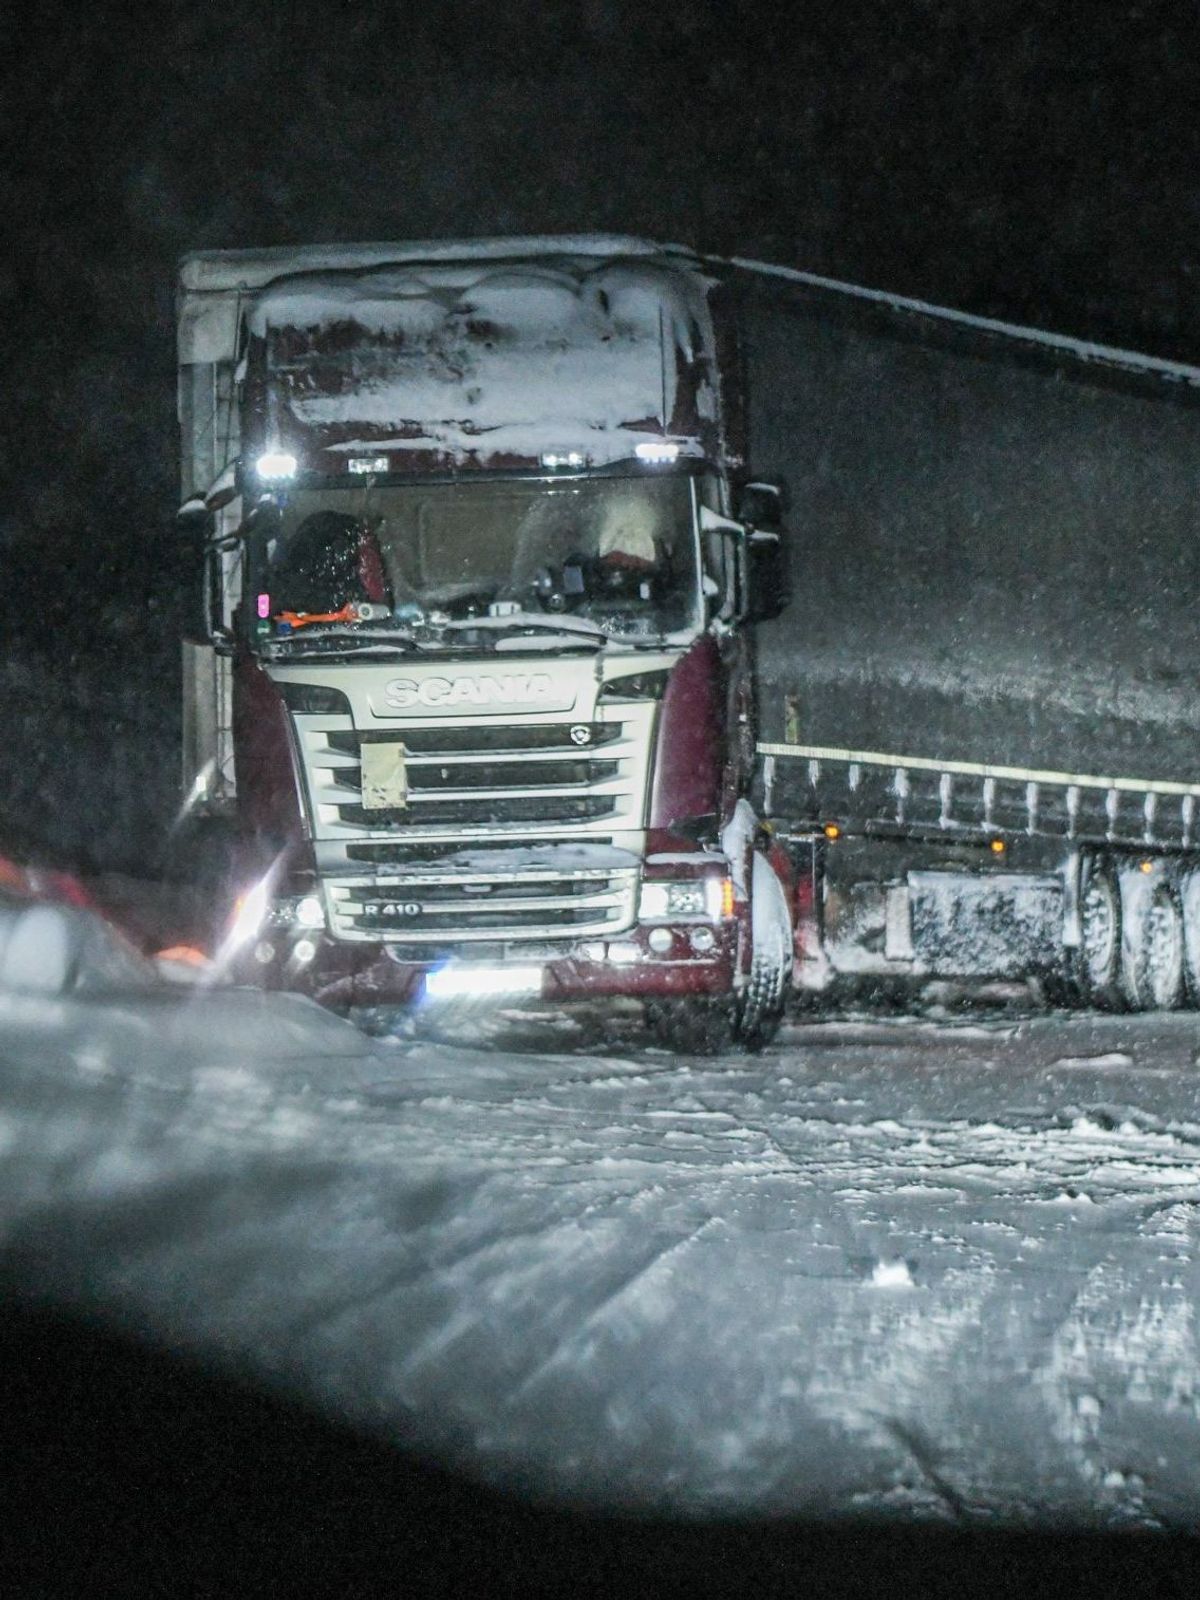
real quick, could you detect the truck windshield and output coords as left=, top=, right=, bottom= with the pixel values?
left=255, top=473, right=702, bottom=644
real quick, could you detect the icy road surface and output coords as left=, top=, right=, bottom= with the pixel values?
left=2, top=989, right=1200, bottom=1529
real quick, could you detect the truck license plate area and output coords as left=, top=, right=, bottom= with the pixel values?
left=360, top=742, right=408, bottom=810
left=424, top=964, right=543, bottom=1000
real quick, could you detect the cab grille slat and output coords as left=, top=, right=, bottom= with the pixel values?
left=327, top=866, right=639, bottom=942
left=334, top=794, right=617, bottom=828
left=327, top=723, right=621, bottom=755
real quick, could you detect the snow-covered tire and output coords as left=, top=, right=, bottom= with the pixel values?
left=1073, top=858, right=1123, bottom=1009
left=1179, top=871, right=1200, bottom=1008
left=735, top=851, right=792, bottom=1051
left=1120, top=872, right=1184, bottom=1012
left=646, top=998, right=736, bottom=1055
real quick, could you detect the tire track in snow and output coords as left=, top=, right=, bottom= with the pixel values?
left=391, top=1208, right=717, bottom=1388
left=500, top=1214, right=721, bottom=1405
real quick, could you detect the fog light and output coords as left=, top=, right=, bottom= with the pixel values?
left=292, top=938, right=317, bottom=964
left=647, top=927, right=673, bottom=954
left=295, top=895, right=325, bottom=928
left=254, top=940, right=276, bottom=965
left=689, top=926, right=716, bottom=953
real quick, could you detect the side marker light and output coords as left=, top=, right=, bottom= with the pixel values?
left=990, top=838, right=1006, bottom=855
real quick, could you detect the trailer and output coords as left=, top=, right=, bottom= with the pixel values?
left=738, top=259, right=1200, bottom=1010
left=173, top=236, right=1200, bottom=1040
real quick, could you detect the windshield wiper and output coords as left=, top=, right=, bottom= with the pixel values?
left=440, top=614, right=607, bottom=649
left=267, top=629, right=424, bottom=658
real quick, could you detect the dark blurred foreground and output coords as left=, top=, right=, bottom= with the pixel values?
left=4, top=1296, right=1198, bottom=1598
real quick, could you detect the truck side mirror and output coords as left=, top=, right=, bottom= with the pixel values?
left=745, top=527, right=790, bottom=623
left=699, top=504, right=790, bottom=624
left=175, top=500, right=237, bottom=651
left=736, top=479, right=787, bottom=530
left=176, top=501, right=214, bottom=645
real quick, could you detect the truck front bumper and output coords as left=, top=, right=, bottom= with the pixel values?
left=246, top=923, right=741, bottom=1009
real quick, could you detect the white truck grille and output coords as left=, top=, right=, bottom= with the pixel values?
left=289, top=707, right=656, bottom=945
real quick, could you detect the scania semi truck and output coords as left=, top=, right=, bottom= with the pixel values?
left=176, top=235, right=1200, bottom=1039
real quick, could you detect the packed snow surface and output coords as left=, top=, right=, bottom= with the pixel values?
left=3, top=983, right=1200, bottom=1528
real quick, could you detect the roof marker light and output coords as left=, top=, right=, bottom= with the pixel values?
left=255, top=451, right=298, bottom=481
left=635, top=441, right=681, bottom=464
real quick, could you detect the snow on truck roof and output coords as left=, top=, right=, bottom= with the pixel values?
left=242, top=254, right=720, bottom=469
left=177, top=236, right=698, bottom=364
left=178, top=233, right=678, bottom=292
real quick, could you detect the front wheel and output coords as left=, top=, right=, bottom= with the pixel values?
left=734, top=851, right=793, bottom=1050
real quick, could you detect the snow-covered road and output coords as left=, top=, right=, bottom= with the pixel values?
left=2, top=987, right=1200, bottom=1530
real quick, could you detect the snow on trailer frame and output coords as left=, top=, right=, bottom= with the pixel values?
left=759, top=742, right=1200, bottom=852
left=759, top=739, right=1200, bottom=1008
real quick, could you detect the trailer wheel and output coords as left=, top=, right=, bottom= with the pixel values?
left=1179, top=872, right=1200, bottom=1007
left=645, top=999, right=736, bottom=1055
left=1073, top=858, right=1123, bottom=1008
left=1120, top=875, right=1184, bottom=1011
left=735, top=851, right=792, bottom=1051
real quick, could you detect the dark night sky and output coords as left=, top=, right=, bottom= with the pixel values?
left=2, top=0, right=1199, bottom=870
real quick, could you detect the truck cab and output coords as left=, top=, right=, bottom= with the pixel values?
left=177, top=240, right=793, bottom=1048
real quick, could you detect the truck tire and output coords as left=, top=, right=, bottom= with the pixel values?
left=735, top=850, right=792, bottom=1050
left=645, top=998, right=736, bottom=1055
left=1179, top=871, right=1200, bottom=1008
left=1073, top=857, right=1123, bottom=1009
left=1120, top=874, right=1184, bottom=1011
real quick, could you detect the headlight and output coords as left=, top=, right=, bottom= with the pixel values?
left=255, top=451, right=298, bottom=481
left=295, top=894, right=325, bottom=929
left=639, top=879, right=730, bottom=921
left=266, top=894, right=327, bottom=931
